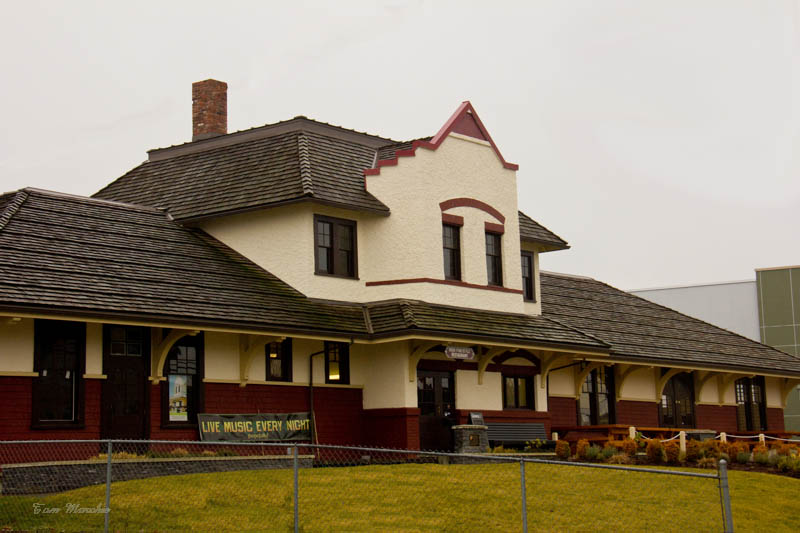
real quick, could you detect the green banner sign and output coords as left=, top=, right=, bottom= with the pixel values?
left=198, top=412, right=311, bottom=442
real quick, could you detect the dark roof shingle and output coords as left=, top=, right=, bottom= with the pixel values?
left=518, top=211, right=568, bottom=249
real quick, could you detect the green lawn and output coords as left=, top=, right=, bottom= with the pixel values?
left=0, top=462, right=797, bottom=532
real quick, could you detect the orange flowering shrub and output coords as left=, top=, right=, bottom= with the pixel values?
left=555, top=440, right=571, bottom=460
left=621, top=438, right=637, bottom=457
left=685, top=440, right=701, bottom=462
left=664, top=441, right=680, bottom=464
left=645, top=439, right=664, bottom=463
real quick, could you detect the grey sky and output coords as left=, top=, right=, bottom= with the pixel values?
left=1, top=1, right=798, bottom=290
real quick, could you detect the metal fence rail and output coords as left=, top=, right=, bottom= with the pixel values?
left=0, top=440, right=733, bottom=532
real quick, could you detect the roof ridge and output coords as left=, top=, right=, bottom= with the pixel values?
left=0, top=190, right=29, bottom=232
left=297, top=132, right=314, bottom=197
left=399, top=300, right=416, bottom=327
left=27, top=187, right=167, bottom=214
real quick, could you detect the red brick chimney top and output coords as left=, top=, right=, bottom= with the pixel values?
left=192, top=79, right=227, bottom=141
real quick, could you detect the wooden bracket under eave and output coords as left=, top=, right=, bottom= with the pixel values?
left=538, top=352, right=562, bottom=389
left=150, top=328, right=200, bottom=384
left=239, top=334, right=285, bottom=387
left=574, top=362, right=603, bottom=399
left=408, top=341, right=439, bottom=383
left=477, top=347, right=508, bottom=385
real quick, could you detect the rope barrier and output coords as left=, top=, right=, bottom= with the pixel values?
left=659, top=434, right=680, bottom=443
left=763, top=435, right=800, bottom=442
left=722, top=434, right=759, bottom=440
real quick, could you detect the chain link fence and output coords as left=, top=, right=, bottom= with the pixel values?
left=0, top=440, right=732, bottom=532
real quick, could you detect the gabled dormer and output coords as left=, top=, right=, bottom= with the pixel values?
left=93, top=81, right=568, bottom=315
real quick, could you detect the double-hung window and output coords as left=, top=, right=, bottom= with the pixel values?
left=442, top=224, right=461, bottom=280
left=162, top=333, right=204, bottom=426
left=314, top=215, right=357, bottom=278
left=324, top=341, right=350, bottom=384
left=503, top=375, right=533, bottom=409
left=521, top=251, right=535, bottom=301
left=485, top=232, right=503, bottom=286
left=577, top=365, right=615, bottom=425
left=266, top=339, right=293, bottom=382
left=735, top=377, right=766, bottom=431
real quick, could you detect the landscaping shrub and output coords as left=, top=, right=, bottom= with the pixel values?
left=699, top=439, right=720, bottom=459
left=645, top=440, right=664, bottom=464
left=697, top=457, right=717, bottom=469
left=600, top=446, right=617, bottom=461
left=555, top=440, right=571, bottom=461
left=663, top=441, right=680, bottom=464
left=621, top=438, right=637, bottom=457
left=736, top=451, right=751, bottom=464
left=576, top=439, right=590, bottom=460
left=170, top=448, right=190, bottom=458
left=585, top=445, right=601, bottom=461
left=684, top=440, right=701, bottom=462
left=201, top=450, right=217, bottom=457
left=606, top=453, right=631, bottom=465
left=752, top=444, right=768, bottom=456
left=216, top=449, right=239, bottom=457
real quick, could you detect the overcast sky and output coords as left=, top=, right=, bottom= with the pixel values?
left=1, top=1, right=798, bottom=290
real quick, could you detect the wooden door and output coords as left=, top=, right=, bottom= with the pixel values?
left=417, top=370, right=456, bottom=451
left=102, top=325, right=150, bottom=439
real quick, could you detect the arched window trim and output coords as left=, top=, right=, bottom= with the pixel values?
left=160, top=332, right=204, bottom=429
left=659, top=371, right=695, bottom=428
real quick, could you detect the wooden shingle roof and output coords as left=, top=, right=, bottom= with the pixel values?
left=541, top=272, right=800, bottom=375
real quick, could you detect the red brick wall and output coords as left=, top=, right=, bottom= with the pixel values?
left=363, top=408, right=420, bottom=450
left=0, top=377, right=102, bottom=440
left=695, top=404, right=738, bottom=433
left=548, top=397, right=577, bottom=428
left=616, top=400, right=659, bottom=427
left=766, top=408, right=785, bottom=432
left=201, top=383, right=364, bottom=445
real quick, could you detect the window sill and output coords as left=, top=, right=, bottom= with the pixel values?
left=31, top=422, right=85, bottom=430
left=314, top=272, right=359, bottom=281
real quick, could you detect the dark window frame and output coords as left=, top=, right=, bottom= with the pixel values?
left=442, top=223, right=462, bottom=281
left=160, top=332, right=205, bottom=429
left=576, top=366, right=616, bottom=426
left=485, top=231, right=503, bottom=286
left=521, top=251, right=535, bottom=302
left=266, top=338, right=293, bottom=382
left=502, top=374, right=534, bottom=410
left=735, top=376, right=767, bottom=431
left=31, top=319, right=86, bottom=429
left=314, top=214, right=358, bottom=279
left=324, top=341, right=350, bottom=385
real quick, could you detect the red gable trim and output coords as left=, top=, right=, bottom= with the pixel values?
left=439, top=198, right=505, bottom=224
left=363, top=101, right=519, bottom=177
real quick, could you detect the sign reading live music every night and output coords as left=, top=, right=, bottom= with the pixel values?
left=198, top=413, right=311, bottom=442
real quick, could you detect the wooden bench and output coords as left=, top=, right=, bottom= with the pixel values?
left=486, top=422, right=548, bottom=446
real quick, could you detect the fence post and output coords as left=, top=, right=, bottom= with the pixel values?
left=293, top=445, right=299, bottom=533
left=628, top=426, right=636, bottom=440
left=104, top=440, right=112, bottom=533
left=679, top=431, right=686, bottom=455
left=720, top=432, right=727, bottom=443
left=520, top=460, right=528, bottom=533
left=758, top=433, right=765, bottom=445
left=718, top=459, right=734, bottom=533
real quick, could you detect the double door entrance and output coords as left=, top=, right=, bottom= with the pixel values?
left=417, top=370, right=456, bottom=451
left=102, top=325, right=150, bottom=439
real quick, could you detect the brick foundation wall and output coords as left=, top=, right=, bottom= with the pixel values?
left=548, top=397, right=577, bottom=428
left=694, top=404, right=738, bottom=433
left=766, top=407, right=785, bottom=432
left=363, top=408, right=420, bottom=450
left=616, top=400, right=659, bottom=427
left=0, top=377, right=102, bottom=441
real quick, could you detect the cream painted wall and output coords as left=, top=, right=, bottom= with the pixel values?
left=0, top=318, right=34, bottom=372
left=85, top=322, right=103, bottom=375
left=548, top=365, right=575, bottom=397
left=765, top=377, right=783, bottom=408
left=361, top=341, right=416, bottom=410
left=456, top=370, right=503, bottom=411
left=204, top=331, right=240, bottom=381
left=619, top=367, right=657, bottom=402
left=201, top=133, right=528, bottom=313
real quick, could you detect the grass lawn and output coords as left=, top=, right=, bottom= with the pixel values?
left=0, top=461, right=797, bottom=532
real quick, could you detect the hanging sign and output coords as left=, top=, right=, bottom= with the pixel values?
left=198, top=412, right=311, bottom=442
left=444, top=345, right=475, bottom=361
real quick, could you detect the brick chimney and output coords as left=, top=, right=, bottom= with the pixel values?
left=192, top=79, right=227, bottom=141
